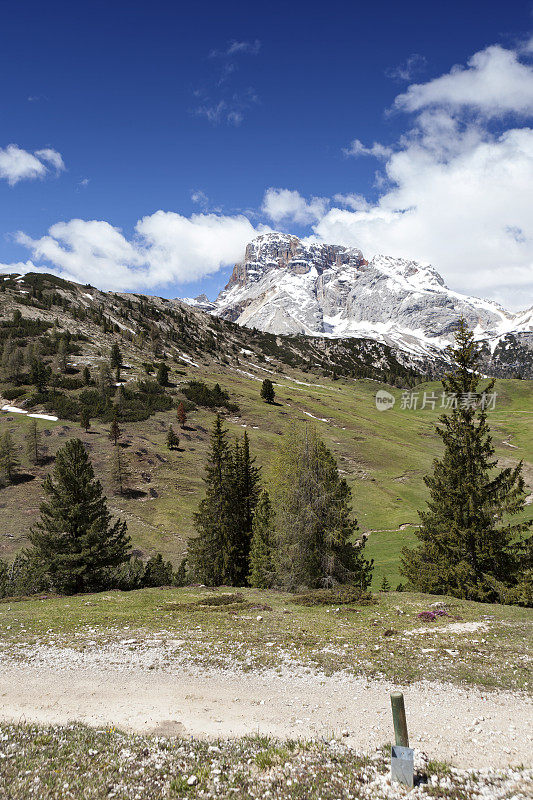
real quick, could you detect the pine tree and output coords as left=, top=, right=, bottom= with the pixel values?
left=143, top=553, right=174, bottom=587
left=97, top=362, right=113, bottom=398
left=166, top=425, right=180, bottom=450
left=110, top=342, right=122, bottom=382
left=176, top=402, right=187, bottom=428
left=400, top=319, right=531, bottom=603
left=109, top=416, right=122, bottom=446
left=380, top=575, right=391, bottom=592
left=156, top=362, right=170, bottom=386
left=188, top=416, right=260, bottom=586
left=110, top=443, right=132, bottom=496
left=82, top=365, right=91, bottom=385
left=80, top=408, right=91, bottom=432
left=260, top=378, right=275, bottom=404
left=271, top=425, right=373, bottom=590
left=0, top=431, right=19, bottom=485
left=26, top=419, right=42, bottom=466
left=248, top=490, right=275, bottom=588
left=29, top=438, right=130, bottom=594
left=188, top=415, right=232, bottom=585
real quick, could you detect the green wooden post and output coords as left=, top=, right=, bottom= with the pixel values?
left=390, top=691, right=409, bottom=747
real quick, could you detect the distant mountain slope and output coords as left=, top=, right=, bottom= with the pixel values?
left=183, top=233, right=532, bottom=376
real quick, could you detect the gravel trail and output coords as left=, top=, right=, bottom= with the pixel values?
left=0, top=642, right=531, bottom=769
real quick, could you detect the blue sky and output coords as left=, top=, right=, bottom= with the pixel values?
left=1, top=0, right=532, bottom=308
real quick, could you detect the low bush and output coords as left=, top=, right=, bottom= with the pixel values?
left=292, top=586, right=376, bottom=606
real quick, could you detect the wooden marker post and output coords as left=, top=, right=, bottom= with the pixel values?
left=390, top=691, right=409, bottom=747
left=390, top=691, right=414, bottom=787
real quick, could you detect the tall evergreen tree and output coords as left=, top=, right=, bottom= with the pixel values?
left=26, top=419, right=42, bottom=466
left=29, top=438, right=130, bottom=593
left=110, top=443, right=132, bottom=496
left=188, top=417, right=261, bottom=586
left=166, top=425, right=180, bottom=451
left=271, top=425, right=373, bottom=590
left=156, top=362, right=170, bottom=386
left=400, top=319, right=531, bottom=603
left=0, top=431, right=19, bottom=485
left=248, top=490, right=275, bottom=588
left=110, top=342, right=123, bottom=381
left=80, top=408, right=91, bottom=432
left=260, top=378, right=275, bottom=404
left=109, top=416, right=122, bottom=446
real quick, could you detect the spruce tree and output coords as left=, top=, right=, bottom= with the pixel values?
left=260, top=378, right=275, bottom=404
left=110, top=342, right=122, bottom=382
left=248, top=490, right=275, bottom=588
left=156, top=362, right=170, bottom=386
left=29, top=438, right=130, bottom=593
left=188, top=416, right=260, bottom=586
left=188, top=415, right=233, bottom=585
left=0, top=431, right=19, bottom=485
left=380, top=575, right=391, bottom=592
left=110, top=443, right=132, bottom=496
left=82, top=365, right=91, bottom=385
left=176, top=402, right=187, bottom=428
left=143, top=553, right=174, bottom=587
left=26, top=419, right=42, bottom=466
left=80, top=408, right=91, bottom=432
left=166, top=425, right=180, bottom=450
left=109, top=416, right=122, bottom=445
left=400, top=319, right=531, bottom=603
left=272, top=425, right=373, bottom=590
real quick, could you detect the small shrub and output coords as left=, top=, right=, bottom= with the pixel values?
left=292, top=586, right=376, bottom=606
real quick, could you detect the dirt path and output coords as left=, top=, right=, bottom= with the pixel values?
left=0, top=650, right=531, bottom=769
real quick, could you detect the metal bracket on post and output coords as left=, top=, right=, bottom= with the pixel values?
left=390, top=691, right=414, bottom=788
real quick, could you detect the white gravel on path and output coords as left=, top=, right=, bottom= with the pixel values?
left=0, top=641, right=531, bottom=770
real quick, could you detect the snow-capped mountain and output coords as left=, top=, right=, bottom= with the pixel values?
left=181, top=232, right=532, bottom=373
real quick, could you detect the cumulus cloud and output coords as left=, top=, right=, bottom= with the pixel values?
left=262, top=188, right=329, bottom=225
left=343, top=139, right=393, bottom=159
left=0, top=144, right=65, bottom=186
left=308, top=42, right=533, bottom=310
left=394, top=44, right=533, bottom=118
left=13, top=212, right=264, bottom=292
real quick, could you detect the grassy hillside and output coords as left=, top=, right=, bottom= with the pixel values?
left=1, top=359, right=531, bottom=588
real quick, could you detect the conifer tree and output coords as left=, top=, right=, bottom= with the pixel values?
left=188, top=416, right=260, bottom=585
left=111, top=442, right=132, bottom=496
left=97, top=362, right=113, bottom=398
left=29, top=438, right=130, bottom=593
left=380, top=575, right=391, bottom=592
left=260, top=378, right=275, bottom=404
left=82, top=365, right=91, bottom=385
left=109, top=416, right=122, bottom=446
left=143, top=553, right=174, bottom=587
left=400, top=319, right=531, bottom=603
left=0, top=430, right=19, bottom=485
left=110, top=342, right=122, bottom=382
left=166, top=425, right=180, bottom=450
left=176, top=402, right=187, bottom=428
left=156, top=362, right=170, bottom=386
left=188, top=415, right=232, bottom=585
left=80, top=408, right=91, bottom=432
left=26, top=419, right=42, bottom=466
left=272, top=425, right=373, bottom=590
left=248, top=490, right=275, bottom=588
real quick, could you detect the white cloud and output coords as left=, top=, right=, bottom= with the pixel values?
left=394, top=44, right=533, bottom=118
left=210, top=39, right=261, bottom=58
left=343, top=139, right=393, bottom=159
left=13, top=212, right=264, bottom=292
left=0, top=144, right=65, bottom=185
left=262, top=188, right=329, bottom=225
left=386, top=53, right=427, bottom=82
